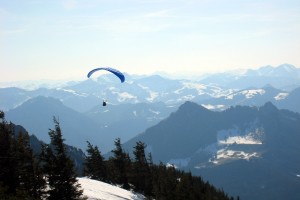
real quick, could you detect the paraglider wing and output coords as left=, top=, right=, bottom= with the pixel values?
left=87, top=67, right=125, bottom=83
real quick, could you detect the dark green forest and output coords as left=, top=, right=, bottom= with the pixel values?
left=0, top=111, right=236, bottom=200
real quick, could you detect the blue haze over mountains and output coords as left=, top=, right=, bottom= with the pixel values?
left=1, top=64, right=300, bottom=199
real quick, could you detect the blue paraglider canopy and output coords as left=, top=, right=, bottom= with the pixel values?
left=87, top=67, right=125, bottom=83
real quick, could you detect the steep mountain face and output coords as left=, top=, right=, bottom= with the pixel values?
left=123, top=102, right=300, bottom=200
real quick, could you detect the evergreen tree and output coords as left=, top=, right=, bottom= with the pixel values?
left=40, top=117, right=83, bottom=200
left=0, top=111, right=17, bottom=197
left=132, top=141, right=152, bottom=196
left=0, top=111, right=45, bottom=199
left=175, top=172, right=193, bottom=200
left=152, top=163, right=177, bottom=200
left=84, top=141, right=107, bottom=181
left=109, top=138, right=130, bottom=189
left=15, top=131, right=46, bottom=199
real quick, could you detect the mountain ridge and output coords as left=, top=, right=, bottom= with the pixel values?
left=122, top=101, right=300, bottom=200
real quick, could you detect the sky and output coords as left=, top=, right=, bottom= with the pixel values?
left=1, top=0, right=300, bottom=82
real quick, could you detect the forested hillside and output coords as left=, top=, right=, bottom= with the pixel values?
left=0, top=111, right=235, bottom=200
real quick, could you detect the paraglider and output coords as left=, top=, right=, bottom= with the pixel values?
left=87, top=67, right=125, bottom=83
left=87, top=67, right=125, bottom=106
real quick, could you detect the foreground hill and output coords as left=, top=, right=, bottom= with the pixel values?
left=123, top=101, right=300, bottom=200
left=2, top=113, right=233, bottom=200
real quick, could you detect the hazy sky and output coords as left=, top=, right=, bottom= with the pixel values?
left=1, top=0, right=300, bottom=81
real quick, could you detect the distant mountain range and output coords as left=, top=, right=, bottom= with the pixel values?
left=202, top=84, right=300, bottom=113
left=2, top=64, right=300, bottom=154
left=1, top=64, right=299, bottom=113
left=122, top=101, right=300, bottom=200
left=200, top=63, right=300, bottom=90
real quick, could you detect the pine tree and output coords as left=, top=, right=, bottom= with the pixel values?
left=152, top=163, right=177, bottom=200
left=84, top=141, right=107, bottom=182
left=40, top=117, right=83, bottom=200
left=109, top=138, right=130, bottom=189
left=132, top=141, right=152, bottom=196
left=175, top=172, right=193, bottom=200
left=15, top=131, right=46, bottom=199
left=0, top=111, right=45, bottom=199
left=0, top=111, right=17, bottom=197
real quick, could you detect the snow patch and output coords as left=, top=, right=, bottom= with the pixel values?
left=56, top=88, right=88, bottom=97
left=166, top=163, right=177, bottom=168
left=174, top=82, right=207, bottom=95
left=274, top=93, right=289, bottom=100
left=225, top=94, right=234, bottom=100
left=242, top=89, right=265, bottom=99
left=133, top=111, right=137, bottom=117
left=114, top=92, right=137, bottom=102
left=219, top=135, right=262, bottom=145
left=137, top=84, right=148, bottom=90
left=226, top=89, right=265, bottom=99
left=197, top=123, right=264, bottom=166
left=137, top=84, right=158, bottom=102
left=78, top=177, right=144, bottom=200
left=217, top=125, right=264, bottom=145
left=177, top=95, right=195, bottom=102
left=146, top=91, right=159, bottom=102
left=108, top=87, right=117, bottom=91
left=201, top=104, right=226, bottom=110
left=149, top=109, right=160, bottom=115
left=183, top=82, right=207, bottom=90
left=211, top=150, right=260, bottom=164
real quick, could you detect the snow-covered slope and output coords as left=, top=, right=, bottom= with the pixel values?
left=78, top=177, right=144, bottom=200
